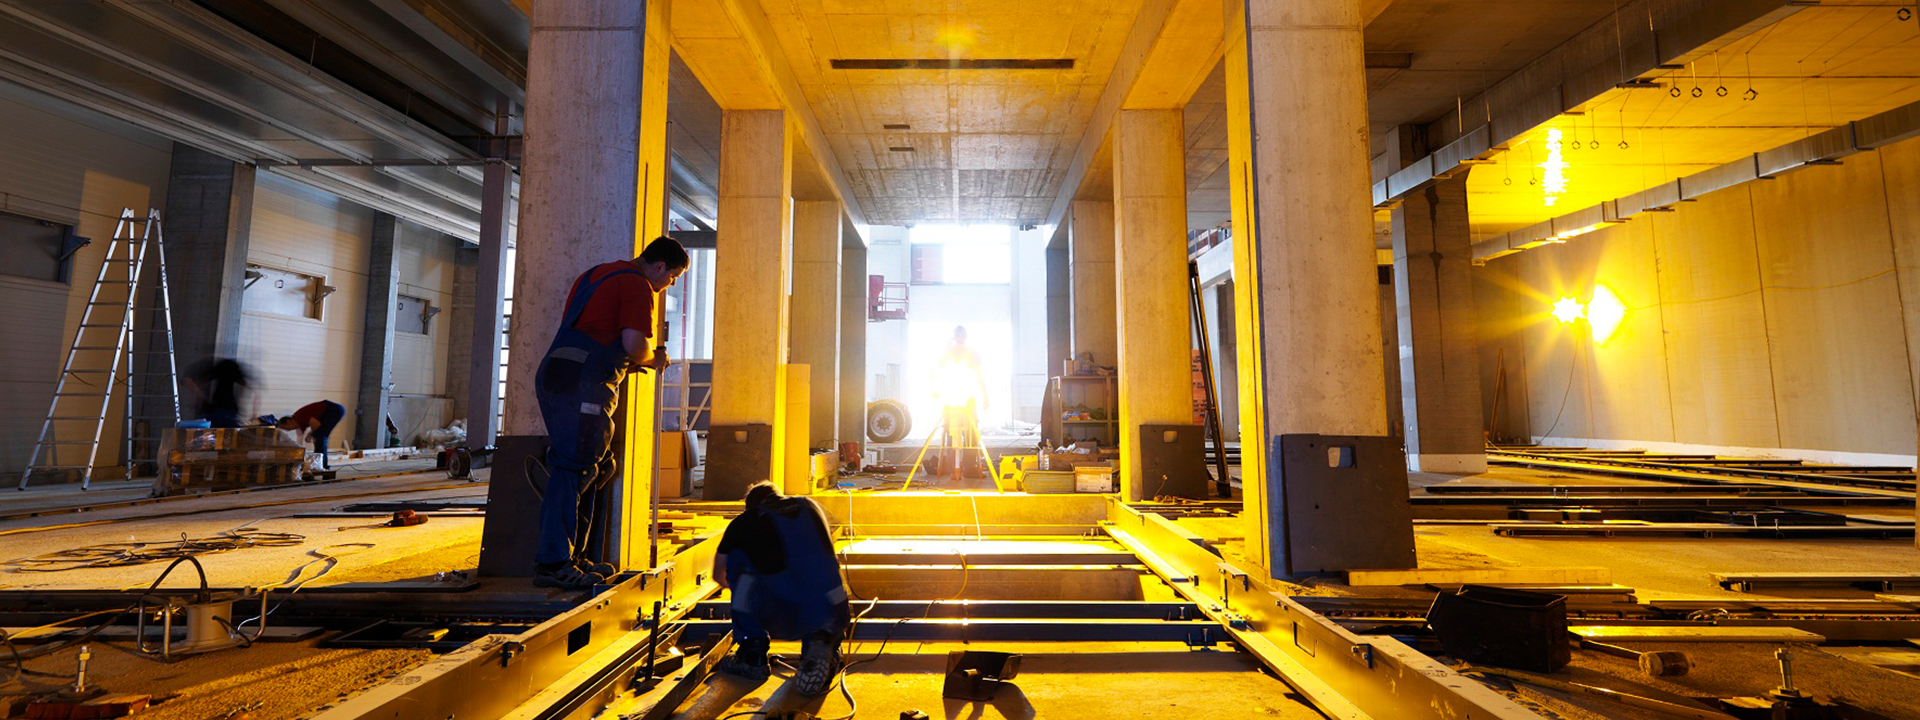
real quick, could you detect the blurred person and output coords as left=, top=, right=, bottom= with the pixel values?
left=185, top=357, right=252, bottom=428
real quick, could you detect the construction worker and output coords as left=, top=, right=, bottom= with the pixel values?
left=932, top=325, right=988, bottom=481
left=274, top=399, right=345, bottom=469
left=713, top=482, right=849, bottom=696
left=532, top=237, right=688, bottom=590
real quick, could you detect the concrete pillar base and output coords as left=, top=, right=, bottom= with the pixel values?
left=1407, top=453, right=1488, bottom=475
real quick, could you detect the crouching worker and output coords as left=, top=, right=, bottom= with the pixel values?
left=714, top=482, right=850, bottom=696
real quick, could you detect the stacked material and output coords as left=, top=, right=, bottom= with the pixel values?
left=153, top=427, right=307, bottom=496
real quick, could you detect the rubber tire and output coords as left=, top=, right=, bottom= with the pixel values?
left=866, top=400, right=911, bottom=444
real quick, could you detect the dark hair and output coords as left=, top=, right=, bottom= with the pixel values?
left=743, top=481, right=780, bottom=509
left=639, top=236, right=690, bottom=270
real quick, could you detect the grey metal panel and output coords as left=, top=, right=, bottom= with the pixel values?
left=1269, top=434, right=1417, bottom=576
left=703, top=423, right=773, bottom=501
left=256, top=0, right=519, bottom=118
left=1137, top=424, right=1209, bottom=500
left=1431, top=124, right=1490, bottom=174
left=476, top=434, right=548, bottom=577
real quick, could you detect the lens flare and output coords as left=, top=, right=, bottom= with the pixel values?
left=1586, top=286, right=1626, bottom=343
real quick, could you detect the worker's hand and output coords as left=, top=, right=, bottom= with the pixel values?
left=648, top=349, right=671, bottom=372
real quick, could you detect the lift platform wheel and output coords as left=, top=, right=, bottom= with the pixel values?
left=866, top=399, right=911, bottom=443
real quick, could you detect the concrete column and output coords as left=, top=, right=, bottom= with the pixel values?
left=480, top=0, right=655, bottom=576
left=158, top=143, right=254, bottom=363
left=502, top=0, right=648, bottom=436
left=1069, top=200, right=1117, bottom=367
left=446, top=244, right=477, bottom=427
left=1226, top=0, right=1397, bottom=577
left=1391, top=180, right=1486, bottom=474
left=355, top=213, right=400, bottom=449
left=709, top=110, right=793, bottom=490
left=464, top=149, right=513, bottom=450
left=790, top=200, right=842, bottom=449
left=1112, top=109, right=1193, bottom=501
left=840, top=241, right=868, bottom=445
left=1045, top=237, right=1070, bottom=379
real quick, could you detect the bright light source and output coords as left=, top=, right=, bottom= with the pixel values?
left=1540, top=128, right=1569, bottom=207
left=1586, top=285, right=1626, bottom=343
left=1550, top=297, right=1585, bottom=324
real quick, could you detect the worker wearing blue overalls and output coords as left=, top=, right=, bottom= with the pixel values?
left=532, top=237, right=688, bottom=590
left=714, top=482, right=851, bottom=695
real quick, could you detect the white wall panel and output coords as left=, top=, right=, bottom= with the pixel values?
left=239, top=173, right=372, bottom=446
left=0, top=83, right=172, bottom=481
left=1480, top=134, right=1920, bottom=462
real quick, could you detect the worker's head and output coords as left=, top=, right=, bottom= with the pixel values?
left=274, top=416, right=300, bottom=430
left=636, top=237, right=690, bottom=289
left=743, top=481, right=781, bottom=509
left=952, top=325, right=967, bottom=346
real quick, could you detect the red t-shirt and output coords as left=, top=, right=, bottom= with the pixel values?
left=565, top=261, right=656, bottom=348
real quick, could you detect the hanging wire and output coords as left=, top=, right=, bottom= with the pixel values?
left=1714, top=51, right=1730, bottom=97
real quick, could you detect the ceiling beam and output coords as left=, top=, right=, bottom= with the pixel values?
left=365, top=0, right=528, bottom=101
left=1377, top=0, right=1808, bottom=206
left=672, top=0, right=869, bottom=232
left=1044, top=0, right=1399, bottom=231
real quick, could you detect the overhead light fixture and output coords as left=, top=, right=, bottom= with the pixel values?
left=1539, top=128, right=1569, bottom=207
left=888, top=146, right=916, bottom=153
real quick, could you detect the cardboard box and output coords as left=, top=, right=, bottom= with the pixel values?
left=1074, top=464, right=1115, bottom=493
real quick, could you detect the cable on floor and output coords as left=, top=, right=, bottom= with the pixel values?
left=4, top=528, right=305, bottom=572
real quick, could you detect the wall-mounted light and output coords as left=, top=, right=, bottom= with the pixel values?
left=1586, top=286, right=1626, bottom=343
left=1548, top=286, right=1627, bottom=343
left=1550, top=297, right=1585, bottom=324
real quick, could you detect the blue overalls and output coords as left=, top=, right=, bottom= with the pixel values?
left=726, top=497, right=851, bottom=641
left=533, top=267, right=644, bottom=566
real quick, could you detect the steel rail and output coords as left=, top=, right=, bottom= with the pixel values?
left=312, top=535, right=720, bottom=720
left=1101, top=501, right=1544, bottom=720
left=1487, top=450, right=1914, bottom=500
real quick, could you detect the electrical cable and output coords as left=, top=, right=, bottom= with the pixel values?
left=236, top=542, right=376, bottom=636
left=5, top=528, right=305, bottom=572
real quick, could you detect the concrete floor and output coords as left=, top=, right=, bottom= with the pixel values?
left=6, top=459, right=1920, bottom=719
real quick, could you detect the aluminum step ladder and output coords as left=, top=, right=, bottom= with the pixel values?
left=20, top=208, right=181, bottom=490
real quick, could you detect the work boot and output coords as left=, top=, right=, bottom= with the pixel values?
left=532, top=562, right=605, bottom=590
left=793, top=631, right=842, bottom=697
left=716, top=637, right=771, bottom=684
left=573, top=557, right=617, bottom=578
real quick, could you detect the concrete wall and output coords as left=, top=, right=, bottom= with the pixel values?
left=1476, top=135, right=1920, bottom=465
left=0, top=82, right=173, bottom=482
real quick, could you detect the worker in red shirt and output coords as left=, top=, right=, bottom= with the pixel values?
left=274, top=400, right=346, bottom=469
left=532, top=237, right=689, bottom=590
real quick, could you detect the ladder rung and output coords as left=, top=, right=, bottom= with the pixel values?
left=76, top=324, right=125, bottom=328
left=48, top=416, right=104, bottom=420
left=37, top=441, right=96, bottom=445
left=73, top=346, right=124, bottom=350
left=53, top=392, right=111, bottom=396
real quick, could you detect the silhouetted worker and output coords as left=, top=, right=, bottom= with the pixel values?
left=185, top=358, right=252, bottom=428
left=276, top=399, right=346, bottom=469
left=531, top=236, right=689, bottom=590
left=713, top=482, right=849, bottom=696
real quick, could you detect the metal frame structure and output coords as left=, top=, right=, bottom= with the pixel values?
left=1099, top=502, right=1543, bottom=720
left=312, top=536, right=719, bottom=720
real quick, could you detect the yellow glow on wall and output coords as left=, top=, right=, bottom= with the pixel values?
left=1539, top=128, right=1569, bottom=207
left=1586, top=286, right=1626, bottom=343
left=1550, top=297, right=1585, bottom=324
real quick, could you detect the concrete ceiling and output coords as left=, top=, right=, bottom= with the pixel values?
left=1468, top=3, right=1920, bottom=234
left=759, top=0, right=1146, bottom=227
